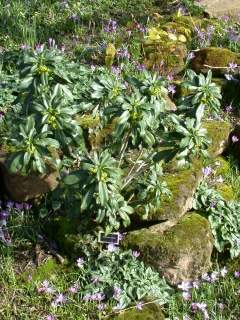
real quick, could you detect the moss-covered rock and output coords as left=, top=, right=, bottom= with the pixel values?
left=143, top=25, right=187, bottom=75
left=203, top=120, right=231, bottom=157
left=191, top=47, right=240, bottom=76
left=112, top=303, right=165, bottom=320
left=122, top=213, right=213, bottom=285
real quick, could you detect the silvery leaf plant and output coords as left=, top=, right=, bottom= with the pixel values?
left=193, top=182, right=240, bottom=258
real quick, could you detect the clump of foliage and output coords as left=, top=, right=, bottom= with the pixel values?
left=193, top=182, right=240, bottom=258
left=0, top=45, right=221, bottom=232
left=77, top=244, right=171, bottom=310
left=179, top=70, right=222, bottom=116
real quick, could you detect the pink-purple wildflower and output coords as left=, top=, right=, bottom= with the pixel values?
left=231, top=135, right=239, bottom=143
left=76, top=257, right=85, bottom=268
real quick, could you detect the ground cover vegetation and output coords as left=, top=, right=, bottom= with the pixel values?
left=0, top=0, right=240, bottom=319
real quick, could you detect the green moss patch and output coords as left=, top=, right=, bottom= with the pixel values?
left=112, top=303, right=165, bottom=320
left=123, top=213, right=213, bottom=284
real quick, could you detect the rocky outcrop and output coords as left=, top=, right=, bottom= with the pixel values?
left=0, top=152, right=59, bottom=202
left=122, top=213, right=214, bottom=285
left=199, top=0, right=240, bottom=17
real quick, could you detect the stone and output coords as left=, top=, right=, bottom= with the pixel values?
left=111, top=303, right=165, bottom=320
left=0, top=151, right=59, bottom=202
left=191, top=47, right=240, bottom=76
left=199, top=0, right=240, bottom=17
left=122, top=213, right=214, bottom=285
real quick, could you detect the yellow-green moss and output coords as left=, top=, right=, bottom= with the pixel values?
left=203, top=120, right=231, bottom=157
left=112, top=303, right=165, bottom=320
left=20, top=258, right=61, bottom=283
left=213, top=156, right=230, bottom=176
left=76, top=114, right=100, bottom=129
left=216, top=183, right=234, bottom=201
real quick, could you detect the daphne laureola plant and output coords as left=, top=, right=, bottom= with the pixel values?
left=3, top=45, right=221, bottom=233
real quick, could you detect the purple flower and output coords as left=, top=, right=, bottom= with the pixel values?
left=0, top=211, right=9, bottom=220
left=228, top=62, right=238, bottom=73
left=83, top=293, right=91, bottom=302
left=20, top=44, right=30, bottom=50
left=111, top=66, right=121, bottom=78
left=220, top=266, right=228, bottom=277
left=91, top=292, right=105, bottom=301
left=0, top=111, right=4, bottom=120
left=135, top=63, right=146, bottom=71
left=117, top=48, right=130, bottom=60
left=15, top=203, right=24, bottom=210
left=232, top=135, right=239, bottom=143
left=167, top=73, right=174, bottom=81
left=24, top=203, right=32, bottom=210
left=98, top=303, right=106, bottom=311
left=218, top=303, right=225, bottom=310
left=136, top=301, right=144, bottom=310
left=210, top=271, right=219, bottom=283
left=192, top=280, right=200, bottom=289
left=35, top=44, right=44, bottom=54
left=76, top=257, right=85, bottom=268
left=107, top=243, right=117, bottom=252
left=182, top=291, right=191, bottom=301
left=132, top=250, right=140, bottom=258
left=202, top=166, right=212, bottom=177
left=48, top=38, right=56, bottom=49
left=209, top=201, right=217, bottom=209
left=167, top=84, right=176, bottom=95
left=104, top=19, right=117, bottom=33
left=191, top=302, right=199, bottom=313
left=113, top=286, right=122, bottom=299
left=6, top=201, right=14, bottom=208
left=178, top=281, right=192, bottom=291
left=234, top=271, right=240, bottom=278
left=202, top=273, right=211, bottom=282
left=51, top=293, right=66, bottom=307
left=37, top=280, right=55, bottom=294
left=187, top=52, right=195, bottom=61
left=224, top=105, right=232, bottom=113
left=45, top=315, right=55, bottom=320
left=69, top=286, right=78, bottom=294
